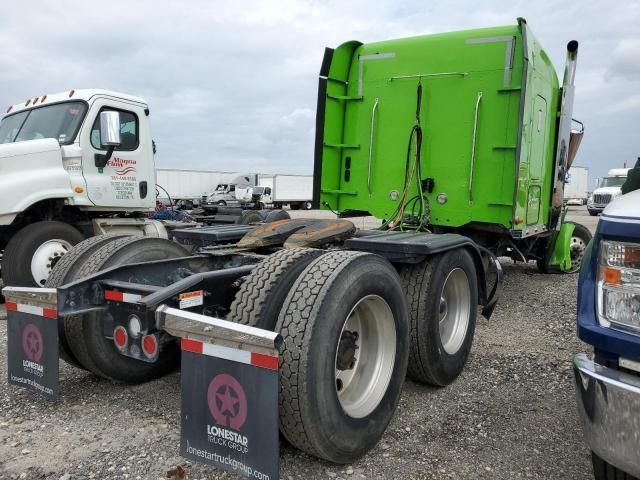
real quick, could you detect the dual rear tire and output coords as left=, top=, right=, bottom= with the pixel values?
left=48, top=236, right=187, bottom=383
left=228, top=247, right=478, bottom=462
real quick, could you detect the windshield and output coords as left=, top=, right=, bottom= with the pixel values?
left=599, top=176, right=626, bottom=188
left=0, top=101, right=87, bottom=145
left=253, top=187, right=265, bottom=194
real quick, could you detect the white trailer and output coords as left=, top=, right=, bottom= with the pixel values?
left=564, top=166, right=589, bottom=204
left=258, top=174, right=313, bottom=210
left=155, top=168, right=238, bottom=208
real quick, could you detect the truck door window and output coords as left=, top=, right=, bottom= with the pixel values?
left=90, top=109, right=139, bottom=151
left=0, top=102, right=87, bottom=145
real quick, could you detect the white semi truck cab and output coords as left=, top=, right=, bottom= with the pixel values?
left=587, top=168, right=630, bottom=216
left=0, top=89, right=160, bottom=287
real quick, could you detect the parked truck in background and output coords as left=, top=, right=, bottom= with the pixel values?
left=564, top=165, right=589, bottom=205
left=574, top=189, right=640, bottom=480
left=205, top=173, right=313, bottom=210
left=0, top=90, right=169, bottom=288
left=155, top=168, right=238, bottom=209
left=258, top=174, right=313, bottom=210
left=587, top=168, right=630, bottom=216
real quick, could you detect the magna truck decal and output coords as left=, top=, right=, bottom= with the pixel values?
left=107, top=157, right=138, bottom=199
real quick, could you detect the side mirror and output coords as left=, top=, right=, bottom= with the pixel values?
left=95, top=111, right=121, bottom=170
left=100, top=110, right=121, bottom=146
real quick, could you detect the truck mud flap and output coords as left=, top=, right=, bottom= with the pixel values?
left=3, top=287, right=59, bottom=400
left=156, top=306, right=281, bottom=480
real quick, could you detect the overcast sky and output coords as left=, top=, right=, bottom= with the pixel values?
left=1, top=1, right=638, bottom=188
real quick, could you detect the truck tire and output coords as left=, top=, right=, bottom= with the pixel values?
left=235, top=210, right=264, bottom=225
left=227, top=248, right=323, bottom=330
left=401, top=249, right=478, bottom=386
left=45, top=235, right=126, bottom=369
left=64, top=237, right=188, bottom=383
left=290, top=202, right=302, bottom=210
left=264, top=209, right=290, bottom=223
left=537, top=221, right=592, bottom=274
left=277, top=251, right=409, bottom=463
left=592, top=452, right=638, bottom=480
left=2, top=221, right=85, bottom=287
left=304, top=201, right=313, bottom=210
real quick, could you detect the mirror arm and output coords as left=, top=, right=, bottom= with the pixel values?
left=94, top=145, right=116, bottom=171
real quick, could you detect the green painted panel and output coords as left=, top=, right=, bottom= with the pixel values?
left=319, top=20, right=561, bottom=235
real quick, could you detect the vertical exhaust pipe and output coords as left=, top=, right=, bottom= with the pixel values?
left=563, top=40, right=579, bottom=86
left=551, top=40, right=580, bottom=219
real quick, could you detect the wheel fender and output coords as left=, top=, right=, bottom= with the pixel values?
left=548, top=222, right=576, bottom=272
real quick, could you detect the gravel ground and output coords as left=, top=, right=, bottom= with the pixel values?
left=0, top=208, right=598, bottom=480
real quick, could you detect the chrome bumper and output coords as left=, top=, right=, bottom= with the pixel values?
left=574, top=353, right=640, bottom=477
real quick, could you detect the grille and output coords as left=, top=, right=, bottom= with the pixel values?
left=593, top=193, right=612, bottom=204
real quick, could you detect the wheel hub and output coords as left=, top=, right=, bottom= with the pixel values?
left=336, top=330, right=359, bottom=371
left=570, top=236, right=587, bottom=270
left=334, top=295, right=396, bottom=419
left=439, top=268, right=471, bottom=355
left=31, top=239, right=73, bottom=286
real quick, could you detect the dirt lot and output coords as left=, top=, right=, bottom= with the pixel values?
left=0, top=207, right=598, bottom=480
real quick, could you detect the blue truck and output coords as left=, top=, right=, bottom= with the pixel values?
left=575, top=189, right=640, bottom=479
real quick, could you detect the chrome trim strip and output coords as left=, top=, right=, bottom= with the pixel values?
left=156, top=305, right=281, bottom=356
left=1, top=287, right=57, bottom=309
left=368, top=97, right=380, bottom=196
left=465, top=35, right=515, bottom=44
left=389, top=72, right=468, bottom=81
left=503, top=38, right=515, bottom=86
left=469, top=92, right=483, bottom=204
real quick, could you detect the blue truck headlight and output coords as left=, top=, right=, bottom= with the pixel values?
left=598, top=241, right=640, bottom=332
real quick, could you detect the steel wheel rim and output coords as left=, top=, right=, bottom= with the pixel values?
left=30, top=239, right=73, bottom=286
left=439, top=268, right=471, bottom=355
left=334, top=295, right=396, bottom=419
left=569, top=235, right=587, bottom=272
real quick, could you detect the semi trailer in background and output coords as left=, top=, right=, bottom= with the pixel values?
left=564, top=165, right=589, bottom=205
left=205, top=173, right=313, bottom=209
left=155, top=168, right=238, bottom=208
left=257, top=174, right=313, bottom=209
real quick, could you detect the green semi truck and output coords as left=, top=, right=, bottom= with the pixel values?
left=315, top=17, right=589, bottom=272
left=4, top=19, right=589, bottom=470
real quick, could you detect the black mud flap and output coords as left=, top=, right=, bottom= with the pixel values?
left=4, top=287, right=59, bottom=400
left=157, top=306, right=281, bottom=480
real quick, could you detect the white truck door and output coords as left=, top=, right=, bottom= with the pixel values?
left=79, top=98, right=155, bottom=209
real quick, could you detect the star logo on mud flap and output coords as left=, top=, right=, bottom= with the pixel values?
left=22, top=323, right=44, bottom=363
left=207, top=373, right=248, bottom=430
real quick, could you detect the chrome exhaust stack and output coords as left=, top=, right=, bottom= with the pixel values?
left=551, top=40, right=581, bottom=214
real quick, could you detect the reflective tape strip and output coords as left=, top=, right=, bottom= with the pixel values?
left=104, top=290, right=144, bottom=303
left=180, top=338, right=278, bottom=371
left=5, top=301, right=57, bottom=319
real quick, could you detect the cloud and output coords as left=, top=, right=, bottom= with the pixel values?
left=607, top=38, right=640, bottom=81
left=0, top=0, right=638, bottom=183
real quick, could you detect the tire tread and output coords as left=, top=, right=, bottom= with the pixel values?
left=228, top=248, right=322, bottom=327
